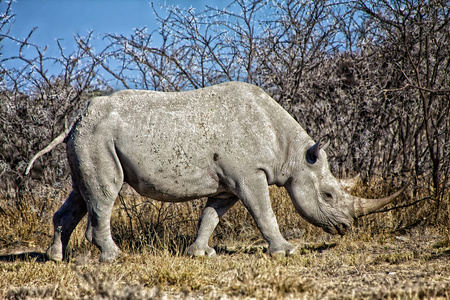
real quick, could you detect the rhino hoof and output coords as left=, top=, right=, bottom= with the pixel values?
left=268, top=243, right=298, bottom=257
left=46, top=246, right=63, bottom=262
left=99, top=248, right=121, bottom=263
left=186, top=244, right=216, bottom=257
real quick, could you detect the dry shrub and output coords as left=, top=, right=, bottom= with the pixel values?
left=351, top=178, right=450, bottom=236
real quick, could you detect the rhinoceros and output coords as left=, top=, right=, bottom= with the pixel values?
left=26, top=81, right=407, bottom=262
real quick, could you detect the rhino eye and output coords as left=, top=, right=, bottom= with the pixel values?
left=322, top=192, right=334, bottom=201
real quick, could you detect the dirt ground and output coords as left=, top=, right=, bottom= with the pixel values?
left=1, top=225, right=449, bottom=299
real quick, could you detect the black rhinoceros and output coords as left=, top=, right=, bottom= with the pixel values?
left=26, top=82, right=407, bottom=262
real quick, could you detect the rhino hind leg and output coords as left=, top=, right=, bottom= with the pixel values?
left=81, top=177, right=123, bottom=262
left=46, top=189, right=87, bottom=261
left=71, top=142, right=124, bottom=262
left=186, top=196, right=238, bottom=257
left=84, top=196, right=120, bottom=262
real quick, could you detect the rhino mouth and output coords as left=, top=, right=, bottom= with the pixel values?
left=323, top=222, right=349, bottom=236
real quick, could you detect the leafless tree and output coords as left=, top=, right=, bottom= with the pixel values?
left=353, top=0, right=450, bottom=219
left=1, top=19, right=109, bottom=199
left=1, top=0, right=449, bottom=225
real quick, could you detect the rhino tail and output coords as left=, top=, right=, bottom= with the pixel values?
left=25, top=120, right=76, bottom=176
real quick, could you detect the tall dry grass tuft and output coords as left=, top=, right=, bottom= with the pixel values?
left=1, top=175, right=448, bottom=262
left=2, top=178, right=446, bottom=259
left=112, top=188, right=201, bottom=255
left=0, top=185, right=68, bottom=253
left=110, top=185, right=330, bottom=257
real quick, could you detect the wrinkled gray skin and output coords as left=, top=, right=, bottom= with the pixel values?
left=27, top=82, right=406, bottom=262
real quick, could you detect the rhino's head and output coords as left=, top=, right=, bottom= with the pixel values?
left=285, top=138, right=407, bottom=235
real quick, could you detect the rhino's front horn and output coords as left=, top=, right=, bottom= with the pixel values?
left=350, top=183, right=409, bottom=218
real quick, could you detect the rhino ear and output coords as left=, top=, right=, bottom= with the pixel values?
left=306, top=136, right=330, bottom=164
left=306, top=141, right=320, bottom=164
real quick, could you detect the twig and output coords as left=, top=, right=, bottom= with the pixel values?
left=365, top=196, right=434, bottom=216
left=383, top=84, right=450, bottom=95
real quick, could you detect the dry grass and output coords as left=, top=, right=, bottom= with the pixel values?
left=1, top=184, right=450, bottom=299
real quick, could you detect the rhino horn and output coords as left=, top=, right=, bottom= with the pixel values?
left=339, top=174, right=361, bottom=192
left=306, top=136, right=330, bottom=164
left=350, top=183, right=409, bottom=218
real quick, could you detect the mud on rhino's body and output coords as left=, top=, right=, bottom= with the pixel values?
left=27, top=81, right=406, bottom=262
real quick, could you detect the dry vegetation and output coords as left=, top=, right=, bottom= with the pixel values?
left=1, top=186, right=450, bottom=299
left=1, top=0, right=450, bottom=298
left=2, top=236, right=450, bottom=299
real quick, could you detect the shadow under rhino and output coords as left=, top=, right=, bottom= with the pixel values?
left=0, top=252, right=48, bottom=263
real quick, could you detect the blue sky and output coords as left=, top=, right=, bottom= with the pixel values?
left=1, top=0, right=226, bottom=70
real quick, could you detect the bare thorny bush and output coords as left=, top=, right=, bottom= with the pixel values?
left=0, top=0, right=449, bottom=249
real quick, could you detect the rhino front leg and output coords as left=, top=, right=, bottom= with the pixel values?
left=186, top=196, right=238, bottom=256
left=46, top=189, right=87, bottom=261
left=233, top=171, right=297, bottom=256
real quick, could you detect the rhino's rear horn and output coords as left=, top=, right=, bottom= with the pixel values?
left=306, top=136, right=330, bottom=164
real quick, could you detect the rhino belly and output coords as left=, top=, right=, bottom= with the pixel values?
left=115, top=142, right=226, bottom=202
